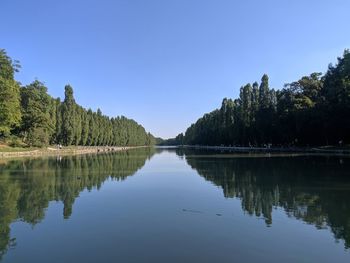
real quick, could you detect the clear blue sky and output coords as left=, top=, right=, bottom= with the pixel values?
left=1, top=0, right=350, bottom=138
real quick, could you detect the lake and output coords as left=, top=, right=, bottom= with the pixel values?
left=0, top=147, right=350, bottom=262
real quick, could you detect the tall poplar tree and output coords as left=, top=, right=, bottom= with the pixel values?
left=61, top=85, right=76, bottom=146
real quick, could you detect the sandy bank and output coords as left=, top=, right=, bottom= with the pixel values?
left=0, top=146, right=147, bottom=158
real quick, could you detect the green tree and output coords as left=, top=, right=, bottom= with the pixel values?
left=80, top=108, right=89, bottom=145
left=20, top=80, right=52, bottom=146
left=48, top=97, right=57, bottom=144
left=73, top=105, right=82, bottom=145
left=0, top=50, right=21, bottom=137
left=54, top=98, right=62, bottom=144
left=86, top=109, right=96, bottom=146
left=61, top=85, right=76, bottom=146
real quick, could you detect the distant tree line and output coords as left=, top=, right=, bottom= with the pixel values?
left=156, top=136, right=181, bottom=146
left=173, top=50, right=350, bottom=147
left=0, top=49, right=155, bottom=147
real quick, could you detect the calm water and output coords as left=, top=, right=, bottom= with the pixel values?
left=0, top=148, right=350, bottom=262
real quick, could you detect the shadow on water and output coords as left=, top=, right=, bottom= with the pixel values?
left=0, top=148, right=155, bottom=260
left=174, top=148, right=350, bottom=249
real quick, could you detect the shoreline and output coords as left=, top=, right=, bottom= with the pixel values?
left=0, top=146, right=148, bottom=159
left=177, top=145, right=350, bottom=155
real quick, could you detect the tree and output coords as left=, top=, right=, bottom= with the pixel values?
left=80, top=108, right=89, bottom=146
left=258, top=74, right=271, bottom=110
left=240, top=84, right=253, bottom=142
left=61, top=85, right=76, bottom=146
left=48, top=97, right=57, bottom=144
left=20, top=80, right=52, bottom=146
left=54, top=98, right=62, bottom=144
left=73, top=105, right=82, bottom=145
left=0, top=49, right=20, bottom=80
left=87, top=109, right=98, bottom=146
left=0, top=50, right=21, bottom=137
left=322, top=49, right=350, bottom=144
left=178, top=55, right=350, bottom=147
left=0, top=79, right=22, bottom=137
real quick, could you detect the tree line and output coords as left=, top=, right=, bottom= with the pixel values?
left=172, top=50, right=350, bottom=147
left=0, top=49, right=156, bottom=147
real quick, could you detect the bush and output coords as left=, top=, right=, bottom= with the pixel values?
left=8, top=136, right=24, bottom=147
left=26, top=127, right=49, bottom=147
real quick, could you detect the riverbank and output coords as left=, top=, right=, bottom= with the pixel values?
left=178, top=145, right=350, bottom=154
left=0, top=146, right=147, bottom=158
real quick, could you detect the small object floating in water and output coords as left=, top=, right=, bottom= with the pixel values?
left=182, top=209, right=203, bottom=214
left=216, top=213, right=222, bottom=216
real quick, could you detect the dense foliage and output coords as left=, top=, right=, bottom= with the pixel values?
left=0, top=49, right=21, bottom=137
left=176, top=50, right=350, bottom=147
left=0, top=49, right=155, bottom=147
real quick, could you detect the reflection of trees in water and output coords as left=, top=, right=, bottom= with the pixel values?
left=0, top=148, right=155, bottom=259
left=180, top=150, right=350, bottom=249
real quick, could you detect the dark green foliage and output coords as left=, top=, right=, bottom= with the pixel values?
left=0, top=48, right=155, bottom=147
left=158, top=133, right=185, bottom=145
left=322, top=50, right=350, bottom=144
left=180, top=50, right=350, bottom=147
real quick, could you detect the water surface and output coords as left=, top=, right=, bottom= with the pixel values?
left=0, top=148, right=350, bottom=262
